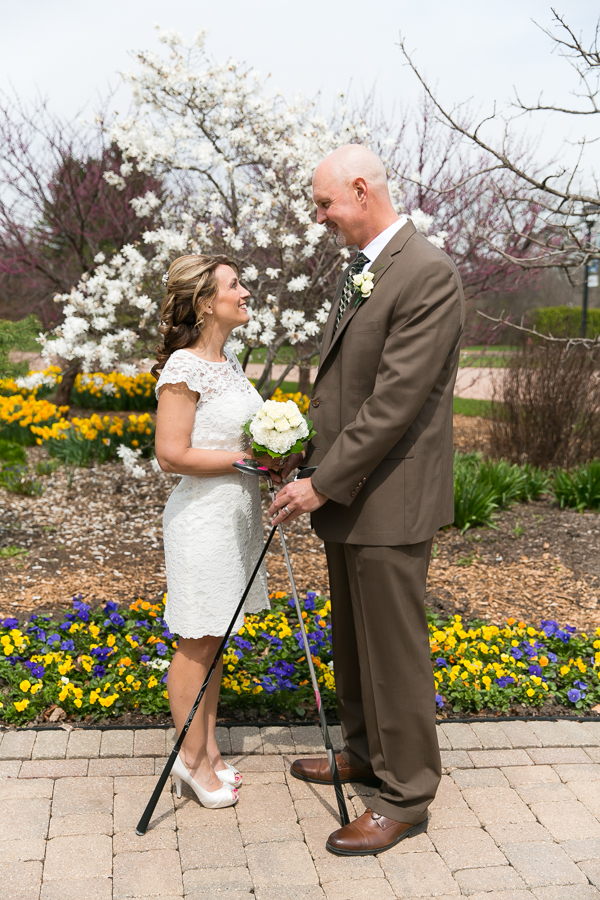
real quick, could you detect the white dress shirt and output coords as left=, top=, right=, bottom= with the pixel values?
left=359, top=216, right=409, bottom=272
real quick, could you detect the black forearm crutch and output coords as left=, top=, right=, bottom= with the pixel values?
left=235, top=460, right=350, bottom=827
left=136, top=519, right=277, bottom=836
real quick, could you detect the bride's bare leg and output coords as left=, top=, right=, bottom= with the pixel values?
left=167, top=635, right=223, bottom=790
left=205, top=657, right=227, bottom=771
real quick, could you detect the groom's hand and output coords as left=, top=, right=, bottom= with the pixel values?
left=269, top=477, right=327, bottom=525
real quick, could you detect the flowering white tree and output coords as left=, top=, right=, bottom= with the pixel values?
left=42, top=28, right=449, bottom=398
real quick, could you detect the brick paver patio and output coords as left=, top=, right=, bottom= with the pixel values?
left=3, top=720, right=600, bottom=898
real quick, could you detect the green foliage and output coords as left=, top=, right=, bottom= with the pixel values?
left=553, top=460, right=600, bottom=512
left=0, top=464, right=44, bottom=496
left=0, top=546, right=28, bottom=559
left=453, top=453, right=552, bottom=533
left=0, top=317, right=43, bottom=378
left=0, top=439, right=26, bottom=465
left=452, top=397, right=494, bottom=418
left=34, top=459, right=62, bottom=476
left=531, top=306, right=600, bottom=339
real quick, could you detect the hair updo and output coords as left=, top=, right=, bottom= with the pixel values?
left=151, top=254, right=239, bottom=379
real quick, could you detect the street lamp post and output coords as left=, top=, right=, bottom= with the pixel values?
left=582, top=203, right=600, bottom=338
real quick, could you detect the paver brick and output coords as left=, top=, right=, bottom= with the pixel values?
left=455, top=864, right=527, bottom=895
left=582, top=747, right=600, bottom=763
left=502, top=840, right=588, bottom=887
left=32, top=730, right=68, bottom=759
left=43, top=833, right=113, bottom=880
left=441, top=723, right=482, bottom=750
left=534, top=887, right=600, bottom=900
left=66, top=730, right=101, bottom=758
left=329, top=725, right=342, bottom=752
left=19, top=759, right=88, bottom=778
left=88, top=757, right=154, bottom=777
left=558, top=721, right=599, bottom=747
left=469, top=749, right=533, bottom=768
left=100, top=729, right=133, bottom=757
left=229, top=726, right=263, bottom=754
left=175, top=791, right=238, bottom=829
left=183, top=865, right=253, bottom=894
left=430, top=774, right=467, bottom=808
left=528, top=721, right=579, bottom=747
left=567, top=779, right=600, bottom=816
left=527, top=747, right=592, bottom=765
left=0, top=798, right=50, bottom=840
left=561, top=838, right=600, bottom=862
left=462, top=786, right=536, bottom=825
left=255, top=889, right=326, bottom=900
left=246, top=840, right=319, bottom=886
left=485, top=822, right=553, bottom=844
left=0, top=838, right=46, bottom=861
left=441, top=750, right=473, bottom=769
left=581, top=721, right=600, bottom=744
left=114, top=790, right=174, bottom=833
left=313, top=854, right=383, bottom=884
left=261, top=726, right=295, bottom=753
left=290, top=726, right=324, bottom=754
left=451, top=768, right=508, bottom=789
left=576, top=859, right=600, bottom=888
left=0, top=730, right=36, bottom=759
left=0, top=777, right=53, bottom=799
left=215, top=726, right=231, bottom=755
left=40, top=878, right=113, bottom=900
left=501, top=765, right=559, bottom=785
left=178, top=822, right=246, bottom=869
left=428, top=806, right=480, bottom=829
left=500, top=720, right=542, bottom=748
left=431, top=826, right=507, bottom=872
left=0, top=759, right=21, bottom=777
left=113, top=849, right=183, bottom=898
left=554, top=763, right=600, bottom=782
left=48, top=812, right=113, bottom=837
left=230, top=754, right=284, bottom=772
left=113, top=827, right=177, bottom=854
left=322, top=880, right=396, bottom=899
left=0, top=859, right=42, bottom=900
left=471, top=722, right=512, bottom=749
left=530, top=799, right=600, bottom=841
left=435, top=725, right=451, bottom=750
left=239, top=817, right=304, bottom=845
left=381, top=849, right=460, bottom=896
left=52, top=776, right=113, bottom=817
left=133, top=729, right=167, bottom=757
left=515, top=781, right=574, bottom=804
left=301, top=816, right=345, bottom=859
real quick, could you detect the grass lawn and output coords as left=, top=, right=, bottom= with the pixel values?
left=0, top=316, right=42, bottom=378
left=453, top=397, right=494, bottom=418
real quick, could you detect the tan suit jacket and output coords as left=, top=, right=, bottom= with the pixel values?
left=308, top=220, right=465, bottom=545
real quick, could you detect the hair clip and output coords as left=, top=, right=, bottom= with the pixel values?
left=161, top=271, right=169, bottom=286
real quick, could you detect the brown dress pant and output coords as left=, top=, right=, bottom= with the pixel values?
left=325, top=539, right=441, bottom=824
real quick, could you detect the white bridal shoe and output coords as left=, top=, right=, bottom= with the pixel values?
left=216, top=763, right=242, bottom=787
left=172, top=755, right=238, bottom=808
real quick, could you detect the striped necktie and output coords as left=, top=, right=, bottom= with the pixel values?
left=333, top=251, right=369, bottom=333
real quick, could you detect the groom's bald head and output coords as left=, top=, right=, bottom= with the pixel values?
left=314, top=145, right=389, bottom=195
left=312, top=144, right=398, bottom=250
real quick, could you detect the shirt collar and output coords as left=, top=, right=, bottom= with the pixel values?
left=361, top=216, right=409, bottom=264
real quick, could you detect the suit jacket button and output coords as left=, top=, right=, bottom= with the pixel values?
left=311, top=399, right=320, bottom=408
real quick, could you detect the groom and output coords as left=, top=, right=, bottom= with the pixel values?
left=269, top=144, right=464, bottom=855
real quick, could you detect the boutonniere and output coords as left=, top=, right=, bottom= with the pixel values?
left=352, top=265, right=383, bottom=308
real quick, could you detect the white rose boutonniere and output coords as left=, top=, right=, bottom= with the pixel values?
left=352, top=266, right=382, bottom=309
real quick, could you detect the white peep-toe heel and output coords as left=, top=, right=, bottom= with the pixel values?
left=216, top=764, right=242, bottom=787
left=172, top=755, right=238, bottom=808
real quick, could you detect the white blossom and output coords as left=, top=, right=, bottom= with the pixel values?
left=116, top=445, right=146, bottom=479
left=242, top=265, right=259, bottom=282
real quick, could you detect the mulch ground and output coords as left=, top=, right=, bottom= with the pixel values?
left=1, top=415, right=599, bottom=636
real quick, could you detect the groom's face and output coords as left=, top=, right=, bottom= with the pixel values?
left=312, top=166, right=365, bottom=248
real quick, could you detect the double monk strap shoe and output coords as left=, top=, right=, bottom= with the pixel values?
left=326, top=809, right=428, bottom=856
left=290, top=753, right=380, bottom=786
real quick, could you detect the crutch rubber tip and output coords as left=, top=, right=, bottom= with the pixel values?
left=135, top=828, right=146, bottom=836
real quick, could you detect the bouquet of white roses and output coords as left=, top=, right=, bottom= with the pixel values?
left=243, top=399, right=316, bottom=459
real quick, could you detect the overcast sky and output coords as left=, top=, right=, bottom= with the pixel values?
left=1, top=1, right=598, bottom=178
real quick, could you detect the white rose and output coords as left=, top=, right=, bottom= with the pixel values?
left=275, top=418, right=290, bottom=432
left=352, top=273, right=363, bottom=287
left=261, top=416, right=276, bottom=430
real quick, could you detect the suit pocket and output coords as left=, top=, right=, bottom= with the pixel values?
left=383, top=440, right=415, bottom=459
left=350, top=319, right=379, bottom=334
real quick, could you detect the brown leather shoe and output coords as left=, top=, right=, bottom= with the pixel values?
left=326, top=808, right=428, bottom=856
left=290, top=753, right=380, bottom=786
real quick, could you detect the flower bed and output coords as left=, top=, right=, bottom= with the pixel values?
left=1, top=592, right=599, bottom=726
left=72, top=371, right=156, bottom=411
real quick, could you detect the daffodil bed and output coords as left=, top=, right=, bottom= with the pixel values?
left=1, top=590, right=599, bottom=726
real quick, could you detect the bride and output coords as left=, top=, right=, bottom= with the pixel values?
left=153, top=253, right=276, bottom=809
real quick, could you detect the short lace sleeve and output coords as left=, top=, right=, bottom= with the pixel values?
left=155, top=351, right=215, bottom=401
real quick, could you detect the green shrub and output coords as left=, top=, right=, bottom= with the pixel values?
left=453, top=453, right=498, bottom=533
left=530, top=306, right=600, bottom=339
left=478, top=459, right=526, bottom=507
left=520, top=463, right=552, bottom=501
left=0, top=439, right=26, bottom=465
left=553, top=460, right=600, bottom=512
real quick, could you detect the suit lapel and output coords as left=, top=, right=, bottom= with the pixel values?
left=314, top=220, right=417, bottom=382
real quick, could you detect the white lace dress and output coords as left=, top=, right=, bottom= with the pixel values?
left=155, top=348, right=269, bottom=638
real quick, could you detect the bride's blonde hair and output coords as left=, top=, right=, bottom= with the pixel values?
left=151, top=254, right=239, bottom=379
